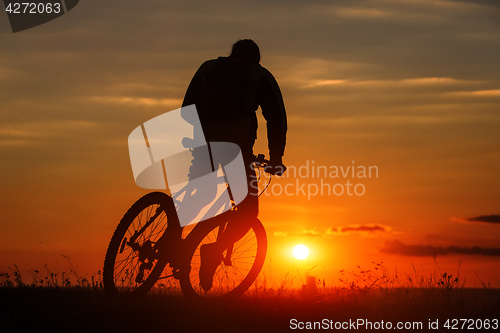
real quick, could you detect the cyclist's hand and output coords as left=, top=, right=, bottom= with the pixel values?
left=265, top=158, right=287, bottom=176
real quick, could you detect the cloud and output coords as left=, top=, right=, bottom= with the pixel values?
left=400, top=77, right=469, bottom=85
left=466, top=215, right=500, bottom=224
left=90, top=96, right=182, bottom=107
left=0, top=128, right=40, bottom=147
left=298, top=76, right=472, bottom=90
left=329, top=224, right=392, bottom=236
left=451, top=0, right=500, bottom=9
left=381, top=240, right=500, bottom=256
left=274, top=224, right=391, bottom=238
left=332, top=7, right=393, bottom=19
left=301, top=79, right=347, bottom=88
left=321, top=1, right=448, bottom=23
left=340, top=225, right=388, bottom=232
left=0, top=120, right=100, bottom=148
left=273, top=229, right=322, bottom=238
left=445, top=90, right=500, bottom=97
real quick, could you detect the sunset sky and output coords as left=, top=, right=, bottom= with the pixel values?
left=1, top=0, right=499, bottom=287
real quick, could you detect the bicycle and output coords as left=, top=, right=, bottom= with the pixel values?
left=103, top=154, right=272, bottom=299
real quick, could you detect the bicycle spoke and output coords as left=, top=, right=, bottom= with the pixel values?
left=183, top=220, right=265, bottom=298
left=104, top=192, right=175, bottom=296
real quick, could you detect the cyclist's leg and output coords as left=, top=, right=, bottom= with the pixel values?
left=214, top=147, right=258, bottom=249
left=181, top=216, right=267, bottom=298
left=199, top=145, right=257, bottom=290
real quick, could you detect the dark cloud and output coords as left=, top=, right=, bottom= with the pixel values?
left=452, top=0, right=500, bottom=8
left=381, top=240, right=500, bottom=257
left=340, top=225, right=388, bottom=233
left=324, top=224, right=392, bottom=236
left=466, top=215, right=500, bottom=224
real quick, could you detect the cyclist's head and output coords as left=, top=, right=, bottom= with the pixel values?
left=230, top=39, right=260, bottom=64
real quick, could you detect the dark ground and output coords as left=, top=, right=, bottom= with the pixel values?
left=1, top=288, right=499, bottom=333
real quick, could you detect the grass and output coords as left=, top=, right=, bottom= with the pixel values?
left=1, top=261, right=499, bottom=333
left=0, top=255, right=103, bottom=290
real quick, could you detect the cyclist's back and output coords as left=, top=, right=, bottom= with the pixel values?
left=182, top=40, right=287, bottom=167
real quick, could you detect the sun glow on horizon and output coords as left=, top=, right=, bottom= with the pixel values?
left=292, top=244, right=309, bottom=260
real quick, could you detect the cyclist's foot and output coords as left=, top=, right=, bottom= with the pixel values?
left=199, top=243, right=223, bottom=291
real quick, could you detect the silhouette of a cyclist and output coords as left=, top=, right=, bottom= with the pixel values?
left=182, top=39, right=287, bottom=291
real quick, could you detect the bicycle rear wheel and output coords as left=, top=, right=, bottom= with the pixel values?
left=179, top=218, right=267, bottom=299
left=103, top=192, right=177, bottom=297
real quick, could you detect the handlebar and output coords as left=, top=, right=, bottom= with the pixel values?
left=252, top=154, right=272, bottom=196
left=253, top=153, right=270, bottom=167
left=253, top=153, right=286, bottom=177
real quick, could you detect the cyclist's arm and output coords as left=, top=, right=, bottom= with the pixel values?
left=258, top=68, right=287, bottom=163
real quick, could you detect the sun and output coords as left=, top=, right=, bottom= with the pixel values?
left=292, top=244, right=309, bottom=260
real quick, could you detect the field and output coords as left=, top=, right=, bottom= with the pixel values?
left=1, top=266, right=499, bottom=333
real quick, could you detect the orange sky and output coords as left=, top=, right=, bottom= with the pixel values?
left=1, top=0, right=499, bottom=287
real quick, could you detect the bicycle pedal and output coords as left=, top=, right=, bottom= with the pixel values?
left=135, top=270, right=144, bottom=284
left=172, top=265, right=190, bottom=279
left=222, top=256, right=232, bottom=266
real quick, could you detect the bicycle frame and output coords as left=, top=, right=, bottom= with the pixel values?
left=124, top=155, right=270, bottom=283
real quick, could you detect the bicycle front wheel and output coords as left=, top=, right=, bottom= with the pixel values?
left=180, top=218, right=267, bottom=299
left=103, top=192, right=177, bottom=297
